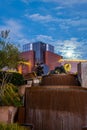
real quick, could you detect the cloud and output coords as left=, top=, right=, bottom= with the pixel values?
left=55, top=6, right=65, bottom=10
left=0, top=19, right=23, bottom=38
left=21, top=0, right=87, bottom=5
left=33, top=34, right=87, bottom=59
left=25, top=7, right=87, bottom=30
left=21, top=0, right=30, bottom=4
left=66, top=18, right=87, bottom=27
left=25, top=13, right=57, bottom=22
left=36, top=35, right=53, bottom=42
left=26, top=12, right=87, bottom=30
left=54, top=38, right=87, bottom=59
left=33, top=35, right=87, bottom=59
left=60, top=0, right=87, bottom=5
left=33, top=34, right=86, bottom=59
left=59, top=24, right=70, bottom=30
left=55, top=17, right=87, bottom=31
left=0, top=19, right=29, bottom=50
left=78, top=27, right=87, bottom=31
left=42, top=0, right=87, bottom=5
left=18, top=38, right=30, bottom=44
left=73, top=11, right=87, bottom=18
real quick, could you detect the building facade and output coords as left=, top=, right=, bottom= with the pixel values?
left=19, top=41, right=62, bottom=74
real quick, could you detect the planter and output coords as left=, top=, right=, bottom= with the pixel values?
left=0, top=106, right=17, bottom=123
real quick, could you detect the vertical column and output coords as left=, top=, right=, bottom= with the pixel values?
left=78, top=62, right=87, bottom=87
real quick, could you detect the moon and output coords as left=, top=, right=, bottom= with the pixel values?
left=66, top=51, right=73, bottom=58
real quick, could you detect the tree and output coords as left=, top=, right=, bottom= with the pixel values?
left=0, top=30, right=24, bottom=108
left=0, top=30, right=21, bottom=70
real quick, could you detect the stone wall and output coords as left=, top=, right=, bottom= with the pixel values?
left=78, top=62, right=87, bottom=87
left=25, top=86, right=87, bottom=130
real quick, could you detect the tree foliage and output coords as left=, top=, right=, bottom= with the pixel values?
left=0, top=30, right=21, bottom=69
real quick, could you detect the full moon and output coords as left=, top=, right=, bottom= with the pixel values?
left=66, top=51, right=73, bottom=58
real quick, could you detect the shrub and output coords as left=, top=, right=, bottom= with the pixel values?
left=0, top=83, right=23, bottom=106
left=0, top=71, right=25, bottom=86
left=9, top=72, right=25, bottom=86
left=49, top=66, right=66, bottom=75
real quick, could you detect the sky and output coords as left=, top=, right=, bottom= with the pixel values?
left=0, top=0, right=87, bottom=59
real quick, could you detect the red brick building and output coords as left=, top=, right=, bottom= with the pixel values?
left=19, top=51, right=35, bottom=74
left=45, top=51, right=62, bottom=70
left=19, top=41, right=62, bottom=74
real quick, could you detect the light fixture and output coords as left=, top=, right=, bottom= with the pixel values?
left=33, top=78, right=40, bottom=86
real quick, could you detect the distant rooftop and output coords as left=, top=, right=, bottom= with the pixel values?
left=59, top=59, right=87, bottom=62
left=22, top=41, right=54, bottom=53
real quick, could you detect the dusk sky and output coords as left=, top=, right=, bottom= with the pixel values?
left=0, top=0, right=87, bottom=59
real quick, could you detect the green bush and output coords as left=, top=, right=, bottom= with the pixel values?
left=0, top=123, right=29, bottom=130
left=9, top=72, right=25, bottom=86
left=0, top=83, right=23, bottom=106
left=0, top=71, right=25, bottom=86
